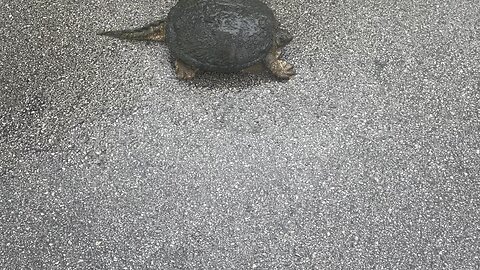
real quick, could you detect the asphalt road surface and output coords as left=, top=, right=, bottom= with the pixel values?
left=1, top=0, right=479, bottom=269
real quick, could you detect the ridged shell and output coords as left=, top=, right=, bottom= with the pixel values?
left=166, top=0, right=277, bottom=72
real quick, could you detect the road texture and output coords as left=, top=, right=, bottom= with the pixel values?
left=1, top=0, right=479, bottom=269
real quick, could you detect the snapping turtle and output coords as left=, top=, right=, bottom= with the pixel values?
left=99, top=0, right=295, bottom=80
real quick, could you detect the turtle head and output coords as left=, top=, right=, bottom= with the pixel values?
left=275, top=28, right=293, bottom=48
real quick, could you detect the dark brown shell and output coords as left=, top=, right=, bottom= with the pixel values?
left=166, top=0, right=277, bottom=72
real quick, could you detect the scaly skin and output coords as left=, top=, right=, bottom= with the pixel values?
left=175, top=59, right=198, bottom=80
left=265, top=49, right=296, bottom=80
left=98, top=20, right=166, bottom=42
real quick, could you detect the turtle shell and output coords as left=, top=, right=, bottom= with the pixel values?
left=166, top=0, right=277, bottom=72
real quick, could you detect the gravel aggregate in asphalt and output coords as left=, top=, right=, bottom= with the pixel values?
left=1, top=0, right=479, bottom=269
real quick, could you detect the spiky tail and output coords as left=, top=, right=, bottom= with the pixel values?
left=98, top=19, right=166, bottom=41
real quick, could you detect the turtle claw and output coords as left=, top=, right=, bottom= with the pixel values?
left=270, top=59, right=296, bottom=80
left=175, top=59, right=197, bottom=80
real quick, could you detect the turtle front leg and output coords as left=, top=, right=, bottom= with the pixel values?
left=266, top=50, right=295, bottom=80
left=175, top=59, right=198, bottom=80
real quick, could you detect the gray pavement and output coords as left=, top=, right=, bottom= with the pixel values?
left=1, top=0, right=479, bottom=269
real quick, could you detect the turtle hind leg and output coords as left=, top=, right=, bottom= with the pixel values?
left=98, top=19, right=166, bottom=42
left=266, top=50, right=295, bottom=80
left=175, top=59, right=198, bottom=80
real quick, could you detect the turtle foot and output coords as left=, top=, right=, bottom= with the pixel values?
left=269, top=59, right=295, bottom=80
left=175, top=60, right=197, bottom=80
left=266, top=50, right=295, bottom=80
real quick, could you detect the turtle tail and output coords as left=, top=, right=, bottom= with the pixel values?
left=98, top=19, right=166, bottom=42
